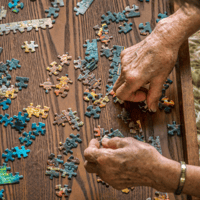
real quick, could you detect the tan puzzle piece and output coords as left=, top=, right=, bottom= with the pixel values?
left=46, top=61, right=62, bottom=76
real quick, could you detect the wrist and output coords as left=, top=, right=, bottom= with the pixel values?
left=150, top=156, right=181, bottom=192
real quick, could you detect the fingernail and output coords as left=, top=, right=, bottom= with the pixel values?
left=150, top=102, right=158, bottom=112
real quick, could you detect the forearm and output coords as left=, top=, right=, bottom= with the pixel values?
left=151, top=155, right=200, bottom=197
left=153, top=3, right=200, bottom=48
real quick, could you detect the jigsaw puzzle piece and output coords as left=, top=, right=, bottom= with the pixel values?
left=101, top=11, right=116, bottom=24
left=6, top=58, right=21, bottom=71
left=113, top=11, right=128, bottom=23
left=148, top=136, right=162, bottom=154
left=55, top=184, right=71, bottom=197
left=0, top=73, right=11, bottom=87
left=85, top=105, right=101, bottom=119
left=118, top=22, right=133, bottom=34
left=0, top=189, right=4, bottom=199
left=125, top=5, right=140, bottom=18
left=40, top=78, right=55, bottom=94
left=156, top=11, right=168, bottom=23
left=51, top=0, right=64, bottom=7
left=21, top=41, right=38, bottom=53
left=117, top=108, right=131, bottom=123
left=15, top=76, right=29, bottom=90
left=0, top=113, right=13, bottom=127
left=60, top=162, right=78, bottom=179
left=45, top=167, right=60, bottom=180
left=46, top=61, right=62, bottom=76
left=139, top=22, right=152, bottom=35
left=93, top=96, right=109, bottom=108
left=31, top=122, right=46, bottom=136
left=45, top=7, right=60, bottom=18
left=57, top=52, right=72, bottom=66
left=13, top=146, right=30, bottom=159
left=2, top=148, right=15, bottom=162
left=74, top=56, right=87, bottom=70
left=47, top=153, right=63, bottom=167
left=100, top=45, right=113, bottom=58
left=0, top=62, right=8, bottom=73
left=0, top=6, right=7, bottom=21
left=12, top=119, right=27, bottom=133
left=167, top=121, right=181, bottom=136
left=74, top=0, right=94, bottom=15
left=19, top=131, right=36, bottom=146
left=8, top=0, right=24, bottom=13
left=83, top=39, right=98, bottom=62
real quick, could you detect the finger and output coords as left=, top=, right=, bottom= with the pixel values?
left=126, top=90, right=147, bottom=102
left=84, top=139, right=100, bottom=163
left=147, top=78, right=165, bottom=112
left=113, top=75, right=125, bottom=93
left=115, top=77, right=146, bottom=101
left=84, top=161, right=98, bottom=174
left=102, top=137, right=127, bottom=149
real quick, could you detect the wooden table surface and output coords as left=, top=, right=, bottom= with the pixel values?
left=0, top=0, right=198, bottom=200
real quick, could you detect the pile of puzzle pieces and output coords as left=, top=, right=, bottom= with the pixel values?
left=40, top=53, right=73, bottom=97
left=45, top=133, right=82, bottom=198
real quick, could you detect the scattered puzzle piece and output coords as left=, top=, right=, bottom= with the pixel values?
left=134, top=135, right=145, bottom=142
left=107, top=128, right=124, bottom=139
left=113, top=11, right=128, bottom=23
left=74, top=0, right=94, bottom=15
left=159, top=97, right=174, bottom=113
left=51, top=0, right=64, bottom=7
left=118, top=22, right=133, bottom=34
left=13, top=146, right=30, bottom=159
left=2, top=148, right=15, bottom=162
left=0, top=189, right=4, bottom=199
left=129, top=120, right=143, bottom=134
left=12, top=119, right=27, bottom=132
left=23, top=103, right=50, bottom=119
left=0, top=73, right=11, bottom=87
left=46, top=61, right=62, bottom=76
left=67, top=155, right=80, bottom=164
left=156, top=11, right=168, bottom=23
left=21, top=41, right=38, bottom=53
left=46, top=166, right=60, bottom=180
left=60, top=161, right=78, bottom=179
left=0, top=63, right=8, bottom=73
left=74, top=56, right=87, bottom=71
left=167, top=121, right=181, bottom=136
left=40, top=78, right=55, bottom=94
left=5, top=85, right=18, bottom=99
left=19, top=131, right=36, bottom=146
left=47, top=153, right=63, bottom=167
left=6, top=58, right=21, bottom=70
left=53, top=113, right=69, bottom=126
left=100, top=45, right=113, bottom=58
left=0, top=47, right=3, bottom=55
left=0, top=113, right=13, bottom=127
left=93, top=96, right=109, bottom=108
left=8, top=0, right=24, bottom=13
left=85, top=105, right=101, bottom=119
left=57, top=52, right=72, bottom=66
left=70, top=117, right=84, bottom=131
left=101, top=11, right=116, bottom=24
left=15, top=76, right=29, bottom=91
left=32, top=122, right=46, bottom=136
left=55, top=184, right=71, bottom=198
left=148, top=136, right=162, bottom=154
left=83, top=39, right=98, bottom=62
left=117, top=108, right=131, bottom=123
left=94, top=125, right=109, bottom=139
left=0, top=6, right=7, bottom=21
left=82, top=74, right=101, bottom=90
left=83, top=89, right=101, bottom=102
left=13, top=111, right=30, bottom=124
left=139, top=22, right=152, bottom=35
left=125, top=4, right=140, bottom=18
left=59, top=134, right=82, bottom=155
left=45, top=7, right=60, bottom=18
left=78, top=69, right=91, bottom=81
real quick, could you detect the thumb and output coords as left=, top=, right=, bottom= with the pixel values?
left=147, top=78, right=165, bottom=112
left=102, top=137, right=127, bottom=149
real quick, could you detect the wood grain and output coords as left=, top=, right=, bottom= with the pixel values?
left=0, top=0, right=197, bottom=200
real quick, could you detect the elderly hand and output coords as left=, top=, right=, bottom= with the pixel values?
left=84, top=137, right=180, bottom=192
left=113, top=22, right=180, bottom=112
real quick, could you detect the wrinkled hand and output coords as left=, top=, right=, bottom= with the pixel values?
left=84, top=137, right=163, bottom=190
left=113, top=24, right=180, bottom=112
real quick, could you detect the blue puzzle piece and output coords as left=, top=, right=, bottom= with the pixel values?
left=156, top=11, right=168, bottom=23
left=0, top=72, right=11, bottom=87
left=0, top=113, right=13, bottom=127
left=112, top=45, right=125, bottom=57
left=6, top=59, right=21, bottom=71
left=59, top=134, right=82, bottom=155
left=13, top=146, right=30, bottom=159
left=74, top=0, right=94, bottom=15
left=107, top=128, right=124, bottom=138
left=0, top=189, right=4, bottom=199
left=125, top=5, right=140, bottom=18
left=101, top=11, right=116, bottom=24
left=148, top=136, right=162, bottom=154
left=113, top=11, right=128, bottom=23
left=31, top=122, right=46, bottom=136
left=134, top=135, right=145, bottom=142
left=118, top=22, right=133, bottom=34
left=139, top=22, right=152, bottom=35
left=45, top=7, right=60, bottom=18
left=84, top=60, right=98, bottom=72
left=19, top=131, right=36, bottom=146
left=46, top=168, right=60, bottom=180
left=60, top=162, right=78, bottom=179
left=0, top=98, right=11, bottom=111
left=100, top=46, right=113, bottom=58
left=85, top=105, right=101, bottom=119
left=106, top=84, right=113, bottom=92
left=74, top=56, right=87, bottom=71
left=78, top=69, right=91, bottom=81
left=12, top=119, right=27, bottom=133
left=109, top=63, right=121, bottom=75
left=47, top=153, right=64, bottom=167
left=13, top=112, right=30, bottom=124
left=15, top=76, right=29, bottom=91
left=138, top=0, right=149, bottom=2
left=0, top=63, right=8, bottom=73
left=2, top=148, right=15, bottom=162
left=8, top=0, right=24, bottom=13
left=83, top=39, right=98, bottom=62
left=51, top=0, right=64, bottom=7
left=167, top=121, right=181, bottom=136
